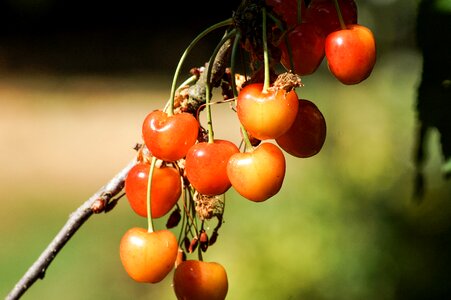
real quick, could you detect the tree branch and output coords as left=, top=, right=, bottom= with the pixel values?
left=6, top=158, right=137, bottom=300
left=186, top=38, right=233, bottom=113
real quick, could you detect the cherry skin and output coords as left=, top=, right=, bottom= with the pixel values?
left=142, top=110, right=199, bottom=162
left=305, top=0, right=358, bottom=37
left=227, top=143, right=286, bottom=202
left=325, top=24, right=376, bottom=85
left=119, top=228, right=178, bottom=283
left=266, top=0, right=306, bottom=29
left=173, top=260, right=228, bottom=300
left=124, top=162, right=181, bottom=218
left=279, top=22, right=325, bottom=76
left=185, top=139, right=240, bottom=196
left=237, top=83, right=299, bottom=140
left=276, top=99, right=326, bottom=158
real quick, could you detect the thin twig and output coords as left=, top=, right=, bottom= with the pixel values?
left=6, top=158, right=137, bottom=300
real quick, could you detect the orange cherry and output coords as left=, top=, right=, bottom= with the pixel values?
left=227, top=143, right=286, bottom=202
left=119, top=228, right=178, bottom=283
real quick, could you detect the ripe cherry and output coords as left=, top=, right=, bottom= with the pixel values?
left=119, top=228, right=178, bottom=283
left=237, top=83, right=299, bottom=140
left=185, top=139, right=240, bottom=196
left=325, top=24, right=376, bottom=85
left=305, top=0, right=358, bottom=37
left=276, top=99, right=326, bottom=158
left=279, top=22, right=325, bottom=76
left=173, top=260, right=228, bottom=300
left=124, top=162, right=181, bottom=218
left=227, top=143, right=286, bottom=202
left=142, top=110, right=199, bottom=162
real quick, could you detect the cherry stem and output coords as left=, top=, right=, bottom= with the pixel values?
left=240, top=125, right=253, bottom=152
left=189, top=189, right=199, bottom=236
left=182, top=187, right=198, bottom=239
left=177, top=180, right=188, bottom=245
left=283, top=30, right=296, bottom=73
left=146, top=156, right=157, bottom=233
left=333, top=0, right=347, bottom=30
left=262, top=7, right=270, bottom=93
left=168, top=18, right=233, bottom=117
left=267, top=11, right=284, bottom=30
left=230, top=30, right=242, bottom=99
left=197, top=221, right=205, bottom=262
left=205, top=29, right=237, bottom=143
left=297, top=0, right=303, bottom=25
left=230, top=29, right=253, bottom=151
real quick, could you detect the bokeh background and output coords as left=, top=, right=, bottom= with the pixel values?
left=1, top=0, right=451, bottom=299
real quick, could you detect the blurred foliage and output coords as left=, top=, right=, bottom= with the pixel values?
left=414, top=0, right=451, bottom=199
left=1, top=0, right=451, bottom=300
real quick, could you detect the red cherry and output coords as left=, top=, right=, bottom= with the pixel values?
left=185, top=140, right=240, bottom=196
left=325, top=24, right=376, bottom=85
left=227, top=143, right=286, bottom=202
left=279, top=22, right=325, bottom=76
left=142, top=110, right=199, bottom=162
left=305, top=0, right=358, bottom=36
left=276, top=99, right=326, bottom=158
left=119, top=228, right=178, bottom=283
left=173, top=260, right=228, bottom=300
left=124, top=162, right=181, bottom=218
left=237, top=83, right=299, bottom=140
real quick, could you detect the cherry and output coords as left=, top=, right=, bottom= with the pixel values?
left=237, top=83, right=299, bottom=140
left=142, top=110, right=199, bottom=162
left=276, top=99, right=326, bottom=158
left=279, top=22, right=325, bottom=76
left=227, top=142, right=286, bottom=202
left=325, top=24, right=376, bottom=85
left=124, top=162, right=181, bottom=218
left=173, top=260, right=228, bottom=300
left=305, top=0, right=358, bottom=37
left=185, top=139, right=240, bottom=196
left=119, top=228, right=178, bottom=283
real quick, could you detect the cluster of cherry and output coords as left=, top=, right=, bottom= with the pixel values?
left=118, top=1, right=376, bottom=299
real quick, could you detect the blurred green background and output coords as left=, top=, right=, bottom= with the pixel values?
left=1, top=0, right=451, bottom=299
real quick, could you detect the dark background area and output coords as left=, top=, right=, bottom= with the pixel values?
left=0, top=0, right=240, bottom=74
